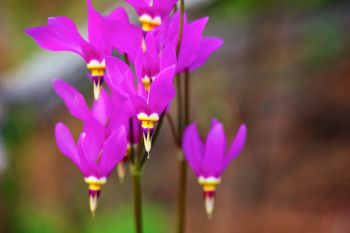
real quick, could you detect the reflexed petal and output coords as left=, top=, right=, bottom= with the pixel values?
left=135, top=49, right=144, bottom=83
left=224, top=124, right=247, bottom=169
left=111, top=21, right=143, bottom=62
left=99, top=126, right=128, bottom=176
left=25, top=17, right=96, bottom=62
left=177, top=17, right=208, bottom=72
left=203, top=122, right=226, bottom=177
left=53, top=80, right=91, bottom=120
left=190, top=37, right=223, bottom=71
left=54, top=123, right=80, bottom=166
left=86, top=0, right=129, bottom=55
left=183, top=123, right=204, bottom=176
left=148, top=65, right=176, bottom=114
left=210, top=118, right=220, bottom=130
left=131, top=94, right=149, bottom=114
left=91, top=88, right=111, bottom=126
left=80, top=120, right=106, bottom=164
left=105, top=56, right=135, bottom=98
left=160, top=45, right=177, bottom=70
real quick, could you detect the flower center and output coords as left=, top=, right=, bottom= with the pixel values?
left=198, top=176, right=221, bottom=192
left=198, top=177, right=221, bottom=218
left=87, top=60, right=106, bottom=100
left=87, top=59, right=106, bottom=77
left=84, top=176, right=106, bottom=216
left=139, top=14, right=161, bottom=32
left=137, top=113, right=159, bottom=153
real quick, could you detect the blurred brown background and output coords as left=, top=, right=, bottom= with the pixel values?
left=1, top=0, right=350, bottom=232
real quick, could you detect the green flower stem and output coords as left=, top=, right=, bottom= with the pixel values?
left=176, top=1, right=187, bottom=233
left=131, top=165, right=143, bottom=233
left=184, top=70, right=190, bottom=125
left=176, top=150, right=187, bottom=233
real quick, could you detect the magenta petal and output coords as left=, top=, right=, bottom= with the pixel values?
left=106, top=5, right=129, bottom=22
left=105, top=56, right=135, bottom=98
left=80, top=120, right=105, bottom=164
left=53, top=80, right=91, bottom=120
left=99, top=126, right=128, bottom=176
left=183, top=123, right=204, bottom=176
left=203, top=122, right=227, bottom=177
left=86, top=0, right=128, bottom=55
left=160, top=45, right=177, bottom=70
left=190, top=37, right=223, bottom=71
left=55, top=123, right=80, bottom=166
left=111, top=22, right=143, bottom=62
left=224, top=124, right=247, bottom=169
left=177, top=17, right=208, bottom=72
left=209, top=118, right=220, bottom=130
left=148, top=65, right=176, bottom=114
left=135, top=49, right=144, bottom=83
left=91, top=88, right=111, bottom=126
left=25, top=17, right=94, bottom=61
left=131, top=94, right=149, bottom=114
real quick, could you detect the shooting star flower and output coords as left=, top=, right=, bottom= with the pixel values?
left=125, top=0, right=178, bottom=31
left=105, top=56, right=176, bottom=155
left=183, top=119, right=247, bottom=218
left=55, top=120, right=127, bottom=216
left=25, top=0, right=134, bottom=99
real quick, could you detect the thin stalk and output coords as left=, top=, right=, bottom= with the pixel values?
left=176, top=1, right=187, bottom=233
left=176, top=150, right=187, bottom=233
left=184, top=70, right=190, bottom=126
left=176, top=0, right=185, bottom=57
left=176, top=73, right=183, bottom=141
left=129, top=118, right=135, bottom=164
left=131, top=166, right=143, bottom=233
left=166, top=113, right=179, bottom=146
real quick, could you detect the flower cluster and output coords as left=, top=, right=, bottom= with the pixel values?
left=25, top=0, right=245, bottom=218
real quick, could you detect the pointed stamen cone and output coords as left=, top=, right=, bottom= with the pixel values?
left=204, top=192, right=215, bottom=219
left=143, top=128, right=153, bottom=154
left=88, top=189, right=101, bottom=217
left=85, top=177, right=106, bottom=217
left=137, top=113, right=159, bottom=156
left=93, top=76, right=103, bottom=100
left=198, top=177, right=221, bottom=219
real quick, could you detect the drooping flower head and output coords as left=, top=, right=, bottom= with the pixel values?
left=154, top=12, right=223, bottom=73
left=105, top=56, right=176, bottom=154
left=55, top=120, right=128, bottom=216
left=135, top=31, right=177, bottom=92
left=125, top=0, right=178, bottom=31
left=53, top=79, right=139, bottom=185
left=53, top=79, right=139, bottom=144
left=25, top=0, right=139, bottom=99
left=183, top=119, right=247, bottom=217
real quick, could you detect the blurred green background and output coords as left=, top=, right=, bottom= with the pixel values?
left=1, top=0, right=350, bottom=232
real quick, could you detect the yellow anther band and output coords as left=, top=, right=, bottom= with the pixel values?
left=198, top=177, right=221, bottom=192
left=140, top=20, right=161, bottom=32
left=87, top=61, right=106, bottom=77
left=138, top=113, right=159, bottom=129
left=84, top=177, right=106, bottom=191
